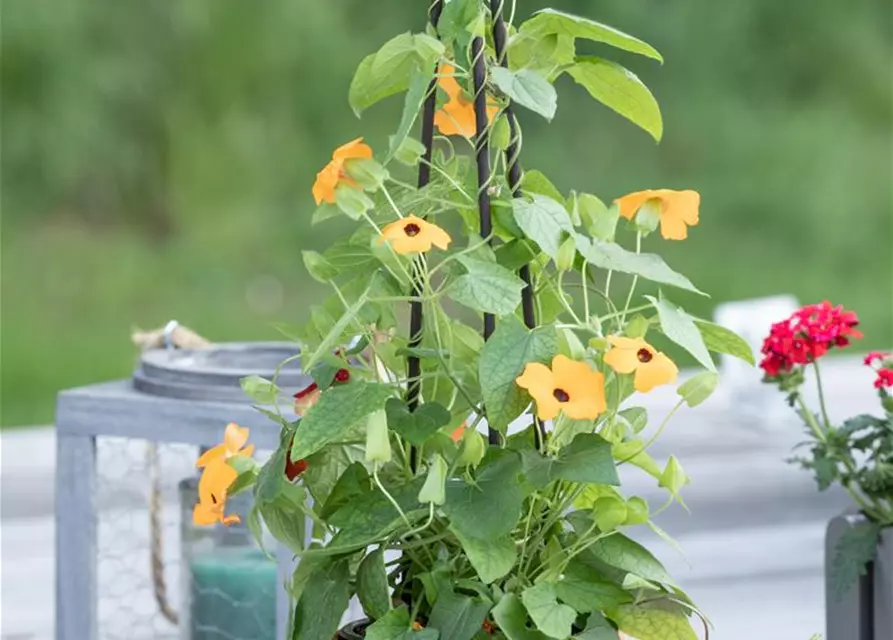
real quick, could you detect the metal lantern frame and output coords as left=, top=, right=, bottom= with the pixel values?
left=55, top=343, right=309, bottom=640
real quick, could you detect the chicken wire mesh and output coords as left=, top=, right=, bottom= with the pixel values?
left=95, top=436, right=278, bottom=640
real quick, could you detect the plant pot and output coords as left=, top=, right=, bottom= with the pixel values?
left=825, top=513, right=892, bottom=640
left=336, top=620, right=370, bottom=639
left=876, top=527, right=892, bottom=640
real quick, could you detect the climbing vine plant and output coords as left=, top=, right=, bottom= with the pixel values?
left=197, top=2, right=754, bottom=639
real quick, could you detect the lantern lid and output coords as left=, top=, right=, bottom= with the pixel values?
left=133, top=342, right=311, bottom=402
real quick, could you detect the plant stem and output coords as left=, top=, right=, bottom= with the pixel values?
left=619, top=233, right=642, bottom=325
left=812, top=362, right=833, bottom=429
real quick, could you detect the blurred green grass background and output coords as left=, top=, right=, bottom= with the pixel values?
left=2, top=0, right=891, bottom=427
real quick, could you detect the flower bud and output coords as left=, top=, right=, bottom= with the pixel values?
left=365, top=409, right=391, bottom=464
left=555, top=236, right=576, bottom=272
left=456, top=428, right=485, bottom=468
left=344, top=158, right=389, bottom=191
left=418, top=455, right=447, bottom=505
left=392, top=137, right=427, bottom=167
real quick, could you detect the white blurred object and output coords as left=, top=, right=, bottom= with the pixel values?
left=713, top=295, right=800, bottom=425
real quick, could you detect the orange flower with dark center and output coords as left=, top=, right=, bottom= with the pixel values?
left=603, top=336, right=679, bottom=393
left=379, top=214, right=452, bottom=254
left=196, top=423, right=255, bottom=468
left=312, top=137, right=373, bottom=205
left=515, top=355, right=607, bottom=421
left=434, top=63, right=498, bottom=138
left=615, top=189, right=700, bottom=240
left=193, top=459, right=241, bottom=526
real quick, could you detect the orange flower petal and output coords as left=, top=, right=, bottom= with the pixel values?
left=450, top=423, right=466, bottom=443
left=196, top=444, right=227, bottom=468
left=603, top=337, right=647, bottom=374
left=332, top=137, right=373, bottom=162
left=224, top=423, right=250, bottom=453
left=553, top=355, right=607, bottom=420
left=633, top=352, right=679, bottom=393
left=221, top=514, right=242, bottom=526
left=193, top=503, right=221, bottom=526
left=437, top=63, right=464, bottom=100
left=615, top=190, right=658, bottom=220
left=312, top=161, right=341, bottom=205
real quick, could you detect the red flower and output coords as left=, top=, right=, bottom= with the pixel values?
left=864, top=351, right=893, bottom=389
left=760, top=301, right=861, bottom=378
left=875, top=369, right=893, bottom=390
left=284, top=434, right=308, bottom=481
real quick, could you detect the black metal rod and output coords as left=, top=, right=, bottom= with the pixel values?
left=470, top=35, right=499, bottom=446
left=490, top=0, right=545, bottom=449
left=408, top=0, right=443, bottom=471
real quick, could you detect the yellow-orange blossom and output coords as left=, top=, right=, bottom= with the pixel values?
left=615, top=189, right=700, bottom=241
left=603, top=336, right=679, bottom=393
left=312, top=137, right=373, bottom=205
left=516, top=355, right=606, bottom=421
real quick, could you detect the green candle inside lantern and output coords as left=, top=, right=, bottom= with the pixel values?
left=180, top=477, right=277, bottom=640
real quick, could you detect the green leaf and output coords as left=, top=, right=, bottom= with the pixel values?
left=479, top=316, right=557, bottom=431
left=328, top=476, right=426, bottom=550
left=428, top=590, right=492, bottom=640
left=522, top=434, right=620, bottom=488
left=618, top=407, right=648, bottom=434
left=240, top=375, right=280, bottom=404
left=520, top=170, right=565, bottom=206
left=349, top=33, right=445, bottom=116
left=292, top=383, right=394, bottom=459
left=290, top=560, right=351, bottom=640
left=607, top=602, right=697, bottom=640
left=452, top=529, right=517, bottom=583
left=575, top=236, right=703, bottom=295
left=658, top=455, right=690, bottom=507
left=496, top=239, right=538, bottom=271
left=357, top=548, right=391, bottom=620
left=512, top=195, right=574, bottom=260
left=438, top=0, right=479, bottom=49
left=320, top=461, right=370, bottom=519
left=677, top=371, right=719, bottom=408
left=228, top=468, right=258, bottom=496
left=694, top=319, right=755, bottom=365
left=302, top=288, right=370, bottom=369
left=324, top=236, right=378, bottom=271
left=493, top=593, right=551, bottom=640
left=588, top=533, right=675, bottom=585
left=555, top=564, right=632, bottom=613
left=508, top=32, right=575, bottom=81
left=830, top=522, right=881, bottom=602
left=575, top=612, right=620, bottom=640
left=387, top=65, right=431, bottom=160
left=647, top=294, right=716, bottom=372
left=575, top=193, right=618, bottom=242
left=366, top=606, right=438, bottom=640
left=567, top=57, right=663, bottom=142
left=302, top=250, right=339, bottom=283
left=448, top=256, right=526, bottom=316
left=442, top=449, right=525, bottom=539
left=521, top=582, right=577, bottom=639
left=524, top=8, right=662, bottom=62
left=384, top=398, right=451, bottom=446
left=613, top=439, right=662, bottom=479
left=490, top=67, right=557, bottom=120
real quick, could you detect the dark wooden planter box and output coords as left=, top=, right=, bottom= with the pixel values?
left=826, top=513, right=892, bottom=640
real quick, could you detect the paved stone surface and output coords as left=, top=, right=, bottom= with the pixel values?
left=0, top=355, right=882, bottom=639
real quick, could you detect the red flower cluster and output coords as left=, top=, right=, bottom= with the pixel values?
left=760, top=301, right=862, bottom=377
left=286, top=364, right=352, bottom=481
left=865, top=351, right=893, bottom=389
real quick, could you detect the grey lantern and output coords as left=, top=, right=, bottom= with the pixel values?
left=55, top=336, right=312, bottom=640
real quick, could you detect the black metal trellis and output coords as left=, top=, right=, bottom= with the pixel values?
left=407, top=0, right=444, bottom=470
left=408, top=0, right=541, bottom=452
